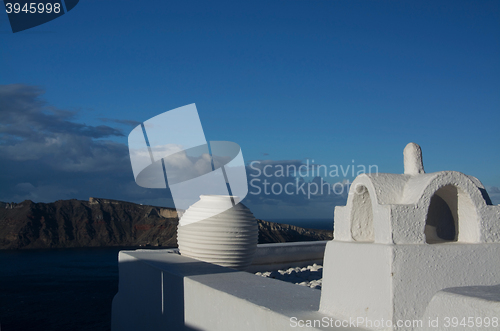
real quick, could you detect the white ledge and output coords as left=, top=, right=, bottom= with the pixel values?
left=111, top=244, right=364, bottom=331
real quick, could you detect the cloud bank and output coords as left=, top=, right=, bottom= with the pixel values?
left=0, top=84, right=169, bottom=206
left=1, top=84, right=497, bottom=220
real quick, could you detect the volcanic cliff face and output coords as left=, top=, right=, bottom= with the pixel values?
left=0, top=198, right=332, bottom=249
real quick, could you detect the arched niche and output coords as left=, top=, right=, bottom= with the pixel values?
left=350, top=185, right=374, bottom=242
left=425, top=184, right=479, bottom=244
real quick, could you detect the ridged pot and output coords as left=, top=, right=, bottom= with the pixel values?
left=177, top=195, right=258, bottom=270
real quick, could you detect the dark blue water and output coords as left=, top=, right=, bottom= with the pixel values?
left=268, top=218, right=334, bottom=230
left=0, top=248, right=121, bottom=331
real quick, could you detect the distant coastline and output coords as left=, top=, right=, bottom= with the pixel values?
left=0, top=198, right=333, bottom=250
left=269, top=218, right=334, bottom=231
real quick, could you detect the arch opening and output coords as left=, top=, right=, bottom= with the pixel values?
left=424, top=184, right=481, bottom=244
left=424, top=183, right=482, bottom=243
left=350, top=185, right=374, bottom=242
left=425, top=186, right=457, bottom=243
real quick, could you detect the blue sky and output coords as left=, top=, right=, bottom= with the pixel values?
left=1, top=0, right=499, bottom=220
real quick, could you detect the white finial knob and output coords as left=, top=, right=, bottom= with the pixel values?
left=404, top=142, right=425, bottom=175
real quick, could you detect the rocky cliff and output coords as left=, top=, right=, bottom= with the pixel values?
left=0, top=198, right=332, bottom=249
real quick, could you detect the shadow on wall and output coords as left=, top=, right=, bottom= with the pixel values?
left=426, top=188, right=456, bottom=242
left=111, top=257, right=239, bottom=331
left=425, top=184, right=483, bottom=244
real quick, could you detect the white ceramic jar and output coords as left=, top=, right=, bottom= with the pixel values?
left=177, top=195, right=258, bottom=270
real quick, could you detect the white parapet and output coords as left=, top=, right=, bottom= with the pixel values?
left=111, top=243, right=367, bottom=331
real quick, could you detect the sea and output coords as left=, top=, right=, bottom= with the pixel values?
left=0, top=247, right=121, bottom=331
left=0, top=219, right=332, bottom=330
